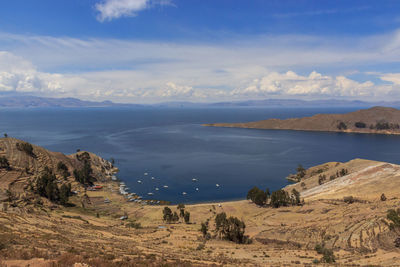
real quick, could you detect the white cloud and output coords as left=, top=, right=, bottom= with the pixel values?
left=2, top=29, right=400, bottom=102
left=0, top=52, right=63, bottom=93
left=95, top=0, right=172, bottom=21
left=380, top=73, right=400, bottom=85
left=231, top=71, right=383, bottom=98
left=1, top=51, right=396, bottom=102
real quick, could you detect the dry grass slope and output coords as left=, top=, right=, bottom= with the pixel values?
left=0, top=139, right=400, bottom=266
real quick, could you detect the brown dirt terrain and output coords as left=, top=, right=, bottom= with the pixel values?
left=0, top=139, right=400, bottom=266
left=205, top=106, right=400, bottom=135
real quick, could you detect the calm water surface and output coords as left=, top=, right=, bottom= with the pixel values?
left=0, top=107, right=399, bottom=203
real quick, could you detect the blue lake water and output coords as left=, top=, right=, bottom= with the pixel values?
left=1, top=107, right=400, bottom=204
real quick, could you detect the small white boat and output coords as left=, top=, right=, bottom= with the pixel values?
left=155, top=187, right=159, bottom=191
left=195, top=188, right=199, bottom=191
left=151, top=177, right=155, bottom=180
left=192, top=178, right=198, bottom=182
left=163, top=185, right=168, bottom=188
left=147, top=192, right=154, bottom=195
left=137, top=180, right=142, bottom=183
left=216, top=184, right=220, bottom=187
left=182, top=192, right=187, bottom=195
left=144, top=172, right=148, bottom=176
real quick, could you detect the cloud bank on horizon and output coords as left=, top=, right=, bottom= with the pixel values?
left=1, top=0, right=400, bottom=103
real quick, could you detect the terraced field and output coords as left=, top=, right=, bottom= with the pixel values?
left=1, top=139, right=400, bottom=266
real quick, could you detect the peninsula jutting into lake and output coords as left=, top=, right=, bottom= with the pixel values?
left=205, top=106, right=400, bottom=135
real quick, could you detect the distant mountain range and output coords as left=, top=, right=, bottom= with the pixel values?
left=1, top=95, right=400, bottom=108
left=0, top=95, right=142, bottom=108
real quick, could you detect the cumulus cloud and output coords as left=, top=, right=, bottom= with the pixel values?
left=3, top=29, right=400, bottom=102
left=0, top=52, right=63, bottom=93
left=232, top=71, right=388, bottom=98
left=1, top=50, right=400, bottom=102
left=95, top=0, right=172, bottom=21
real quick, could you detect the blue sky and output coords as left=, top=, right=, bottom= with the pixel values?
left=1, top=0, right=400, bottom=102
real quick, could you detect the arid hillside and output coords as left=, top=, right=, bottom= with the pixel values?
left=0, top=137, right=115, bottom=205
left=1, top=139, right=400, bottom=266
left=205, top=106, right=400, bottom=135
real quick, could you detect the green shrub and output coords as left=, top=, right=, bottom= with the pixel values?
left=126, top=222, right=142, bottom=229
left=343, top=196, right=354, bottom=204
left=387, top=209, right=400, bottom=229
left=315, top=243, right=335, bottom=263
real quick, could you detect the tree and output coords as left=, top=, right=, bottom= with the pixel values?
left=0, top=156, right=10, bottom=170
left=253, top=190, right=267, bottom=206
left=270, top=189, right=291, bottom=208
left=225, top=216, right=246, bottom=244
left=163, top=207, right=173, bottom=222
left=247, top=186, right=259, bottom=201
left=318, top=174, right=326, bottom=185
left=337, top=121, right=347, bottom=130
left=16, top=142, right=34, bottom=157
left=200, top=222, right=208, bottom=238
left=177, top=203, right=185, bottom=218
left=354, top=122, right=366, bottom=128
left=57, top=161, right=70, bottom=179
left=297, top=164, right=306, bottom=179
left=3, top=133, right=7, bottom=138
left=172, top=212, right=179, bottom=222
left=215, top=212, right=227, bottom=238
left=59, top=183, right=71, bottom=205
left=291, top=189, right=300, bottom=205
left=35, top=168, right=60, bottom=202
left=339, top=168, right=348, bottom=176
left=247, top=186, right=268, bottom=206
left=214, top=212, right=247, bottom=244
left=381, top=193, right=387, bottom=201
left=74, top=161, right=94, bottom=185
left=184, top=211, right=190, bottom=224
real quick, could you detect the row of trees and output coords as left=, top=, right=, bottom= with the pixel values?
left=247, top=186, right=301, bottom=208
left=346, top=120, right=400, bottom=131
left=199, top=212, right=249, bottom=244
left=33, top=167, right=72, bottom=205
left=163, top=204, right=190, bottom=224
left=214, top=212, right=248, bottom=244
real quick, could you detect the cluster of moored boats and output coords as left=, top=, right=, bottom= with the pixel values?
left=114, top=172, right=222, bottom=201
left=117, top=178, right=161, bottom=205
